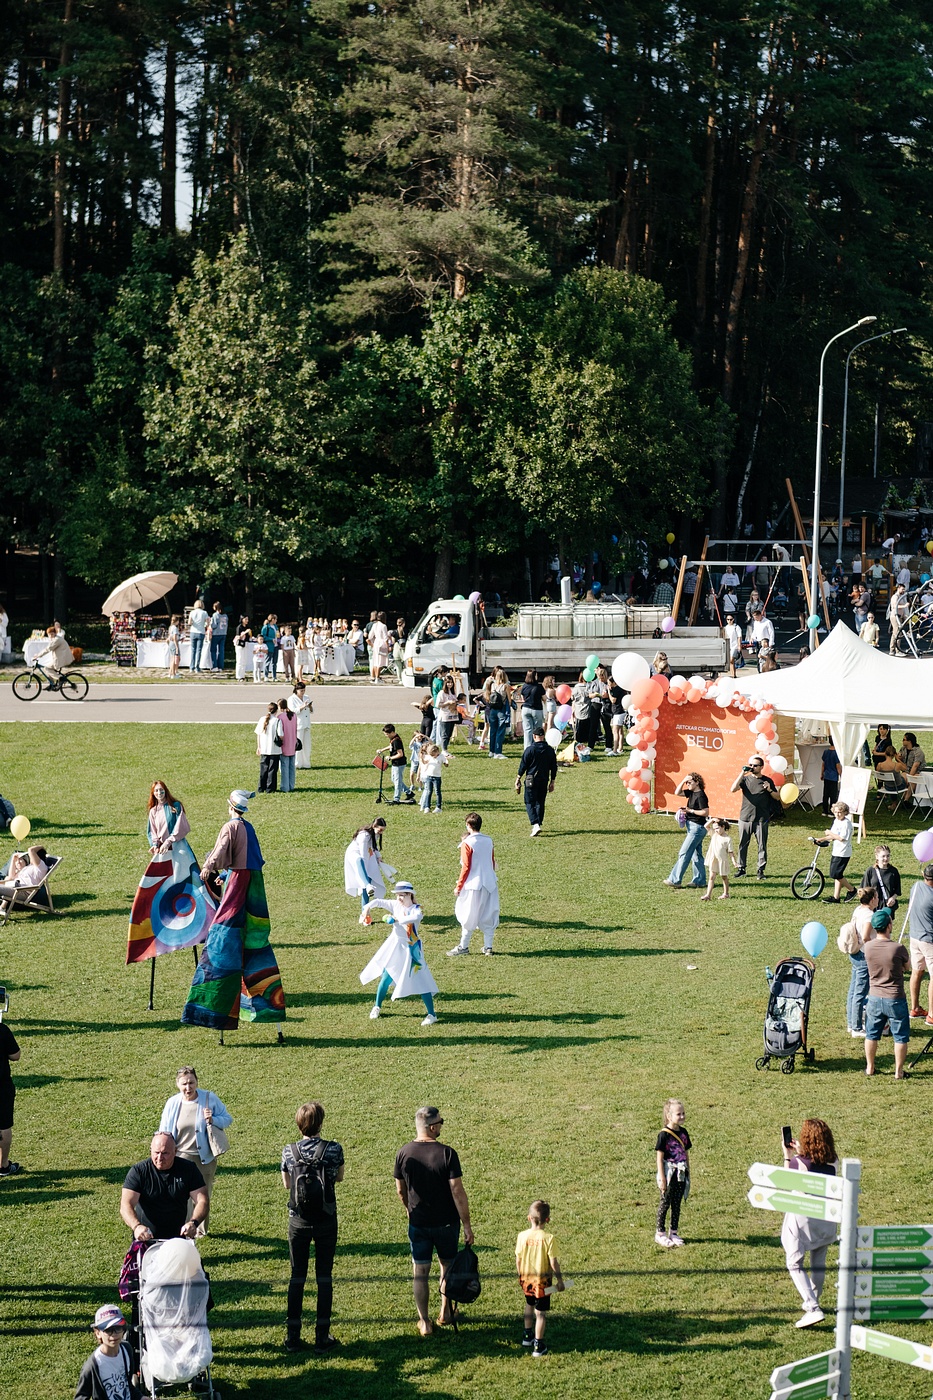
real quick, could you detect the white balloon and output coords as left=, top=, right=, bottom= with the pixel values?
left=643, top=746, right=657, bottom=760
left=687, top=675, right=705, bottom=690
left=669, top=674, right=687, bottom=690
left=626, top=729, right=639, bottom=747
left=771, top=755, right=788, bottom=773
left=611, top=652, right=651, bottom=689
left=768, top=741, right=781, bottom=755
left=626, top=752, right=642, bottom=771
left=545, top=727, right=562, bottom=748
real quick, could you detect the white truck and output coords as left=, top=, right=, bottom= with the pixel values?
left=402, top=598, right=728, bottom=686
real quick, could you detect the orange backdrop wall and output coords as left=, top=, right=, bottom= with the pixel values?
left=654, top=698, right=795, bottom=821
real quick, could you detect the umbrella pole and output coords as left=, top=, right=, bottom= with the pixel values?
left=147, top=958, right=156, bottom=1012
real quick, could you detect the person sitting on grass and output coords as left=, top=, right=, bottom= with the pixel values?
left=516, top=1199, right=564, bottom=1357
left=74, top=1304, right=139, bottom=1400
left=822, top=801, right=856, bottom=905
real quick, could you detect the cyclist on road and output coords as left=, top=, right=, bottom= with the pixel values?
left=35, top=626, right=74, bottom=688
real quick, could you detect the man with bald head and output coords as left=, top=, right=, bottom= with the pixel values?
left=121, top=1132, right=208, bottom=1241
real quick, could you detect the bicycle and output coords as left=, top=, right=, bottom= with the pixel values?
left=11, top=660, right=89, bottom=702
left=790, top=837, right=830, bottom=900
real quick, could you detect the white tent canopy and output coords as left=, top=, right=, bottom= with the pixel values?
left=733, top=622, right=933, bottom=765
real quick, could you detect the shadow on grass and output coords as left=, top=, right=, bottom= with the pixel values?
left=507, top=947, right=698, bottom=959
left=288, top=990, right=510, bottom=1009
left=14, top=1016, right=178, bottom=1036
left=267, top=1032, right=635, bottom=1052
left=14, top=1072, right=104, bottom=1091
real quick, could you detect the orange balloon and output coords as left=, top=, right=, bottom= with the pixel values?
left=654, top=674, right=670, bottom=693
left=630, top=677, right=664, bottom=710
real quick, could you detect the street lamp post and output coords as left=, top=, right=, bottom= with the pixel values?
left=810, top=317, right=876, bottom=649
left=837, top=327, right=907, bottom=563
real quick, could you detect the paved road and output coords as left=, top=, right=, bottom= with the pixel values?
left=0, top=681, right=420, bottom=725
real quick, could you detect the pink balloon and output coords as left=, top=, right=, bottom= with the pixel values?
left=630, top=678, right=664, bottom=711
left=686, top=688, right=701, bottom=702
left=661, top=616, right=676, bottom=633
left=654, top=674, right=670, bottom=693
left=912, top=829, right=933, bottom=863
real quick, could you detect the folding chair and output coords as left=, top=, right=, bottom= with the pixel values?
left=873, top=774, right=906, bottom=817
left=792, top=774, right=814, bottom=811
left=910, top=773, right=933, bottom=822
left=0, top=854, right=62, bottom=927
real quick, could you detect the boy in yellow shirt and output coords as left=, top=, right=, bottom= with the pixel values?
left=515, top=1199, right=564, bottom=1356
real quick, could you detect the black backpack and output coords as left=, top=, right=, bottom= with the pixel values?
left=440, top=1243, right=481, bottom=1328
left=0, top=796, right=14, bottom=831
left=288, top=1140, right=336, bottom=1224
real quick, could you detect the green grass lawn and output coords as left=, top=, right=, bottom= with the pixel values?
left=0, top=722, right=930, bottom=1400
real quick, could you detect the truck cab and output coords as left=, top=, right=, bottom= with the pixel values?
left=403, top=600, right=474, bottom=686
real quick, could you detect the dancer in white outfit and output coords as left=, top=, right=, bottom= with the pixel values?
left=344, top=821, right=395, bottom=914
left=287, top=682, right=313, bottom=768
left=359, top=882, right=439, bottom=1025
left=447, top=813, right=500, bottom=956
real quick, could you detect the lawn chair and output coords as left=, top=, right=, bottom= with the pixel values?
left=873, top=774, right=906, bottom=817
left=910, top=773, right=933, bottom=822
left=0, top=854, right=62, bottom=927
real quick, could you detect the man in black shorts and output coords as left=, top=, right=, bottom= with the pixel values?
left=0, top=1014, right=22, bottom=1177
left=394, top=1107, right=474, bottom=1335
left=120, top=1132, right=208, bottom=1241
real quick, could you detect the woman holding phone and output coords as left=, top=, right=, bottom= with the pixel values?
left=780, top=1118, right=839, bottom=1328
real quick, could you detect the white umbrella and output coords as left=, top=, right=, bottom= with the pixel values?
left=101, top=571, right=179, bottom=616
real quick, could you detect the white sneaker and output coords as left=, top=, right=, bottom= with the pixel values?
left=850, top=1028, right=866, bottom=1038
left=447, top=945, right=469, bottom=957
left=421, top=1013, right=438, bottom=1027
left=668, top=1232, right=685, bottom=1246
left=483, top=947, right=494, bottom=956
left=795, top=1308, right=824, bottom=1328
left=369, top=1006, right=381, bottom=1019
left=654, top=1230, right=674, bottom=1248
left=529, top=823, right=540, bottom=837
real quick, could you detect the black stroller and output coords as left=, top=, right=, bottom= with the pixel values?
left=755, top=956, right=816, bottom=1074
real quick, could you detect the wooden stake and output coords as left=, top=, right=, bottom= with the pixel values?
left=688, top=537, right=709, bottom=625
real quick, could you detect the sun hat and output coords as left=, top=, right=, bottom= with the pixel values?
left=394, top=880, right=415, bottom=895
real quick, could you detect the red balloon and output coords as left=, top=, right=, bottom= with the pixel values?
left=771, top=772, right=785, bottom=787
left=555, top=684, right=572, bottom=705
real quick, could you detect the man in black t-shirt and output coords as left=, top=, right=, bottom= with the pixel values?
left=516, top=726, right=558, bottom=836
left=378, top=723, right=416, bottom=805
left=730, top=756, right=777, bottom=879
left=394, top=1107, right=473, bottom=1335
left=121, top=1133, right=208, bottom=1241
left=0, top=1018, right=22, bottom=1176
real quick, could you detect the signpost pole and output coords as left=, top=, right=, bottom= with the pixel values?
left=835, top=1159, right=861, bottom=1400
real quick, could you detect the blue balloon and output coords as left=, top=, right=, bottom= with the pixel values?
left=806, top=614, right=821, bottom=630
left=801, top=921, right=828, bottom=957
left=555, top=718, right=568, bottom=731
left=922, top=573, right=931, bottom=584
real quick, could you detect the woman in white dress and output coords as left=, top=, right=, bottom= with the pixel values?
left=344, top=820, right=393, bottom=914
left=368, top=611, right=390, bottom=684
left=0, top=600, right=9, bottom=658
left=288, top=682, right=313, bottom=768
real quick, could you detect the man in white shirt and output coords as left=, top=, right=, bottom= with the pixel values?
left=896, top=564, right=912, bottom=590
left=188, top=599, right=209, bottom=672
left=881, top=534, right=899, bottom=554
left=723, top=613, right=744, bottom=668
left=0, top=845, right=49, bottom=917
left=750, top=610, right=775, bottom=649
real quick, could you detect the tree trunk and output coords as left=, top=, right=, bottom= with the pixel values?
left=721, top=109, right=771, bottom=405
left=243, top=577, right=254, bottom=619
left=53, top=552, right=68, bottom=623
left=432, top=545, right=453, bottom=600
left=694, top=41, right=718, bottom=340
left=53, top=0, right=75, bottom=277
left=160, top=38, right=177, bottom=235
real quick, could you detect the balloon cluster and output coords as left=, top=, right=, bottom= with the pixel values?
left=614, top=654, right=794, bottom=816
left=545, top=682, right=575, bottom=749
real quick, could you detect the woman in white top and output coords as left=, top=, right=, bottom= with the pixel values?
left=287, top=682, right=313, bottom=767
left=0, top=600, right=9, bottom=657
left=158, top=1066, right=232, bottom=1232
left=368, top=612, right=390, bottom=684
left=255, top=701, right=282, bottom=793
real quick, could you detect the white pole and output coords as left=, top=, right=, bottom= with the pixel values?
left=838, top=329, right=907, bottom=561
left=835, top=1157, right=862, bottom=1400
left=810, top=318, right=875, bottom=651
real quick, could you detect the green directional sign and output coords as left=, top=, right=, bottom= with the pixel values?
left=749, top=1163, right=843, bottom=1200
left=856, top=1271, right=933, bottom=1298
left=856, top=1248, right=933, bottom=1271
left=857, top=1225, right=933, bottom=1249
left=854, top=1299, right=933, bottom=1322
left=850, top=1324, right=933, bottom=1370
left=769, top=1377, right=838, bottom=1400
left=747, top=1185, right=842, bottom=1222
left=770, top=1349, right=840, bottom=1389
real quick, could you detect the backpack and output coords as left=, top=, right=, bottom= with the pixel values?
left=440, top=1243, right=481, bottom=1327
left=0, top=796, right=14, bottom=831
left=288, top=1140, right=336, bottom=1223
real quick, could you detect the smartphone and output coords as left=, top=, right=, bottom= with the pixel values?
left=782, top=1125, right=793, bottom=1148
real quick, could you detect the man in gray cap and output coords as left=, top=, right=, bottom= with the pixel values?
left=863, top=906, right=911, bottom=1079
left=394, top=1107, right=474, bottom=1334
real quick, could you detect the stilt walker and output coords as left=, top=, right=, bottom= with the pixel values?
left=360, top=881, right=439, bottom=1026
left=447, top=812, right=500, bottom=957
left=181, top=790, right=286, bottom=1042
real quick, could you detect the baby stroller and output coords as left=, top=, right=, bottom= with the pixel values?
left=755, top=956, right=816, bottom=1074
left=137, top=1238, right=217, bottom=1399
